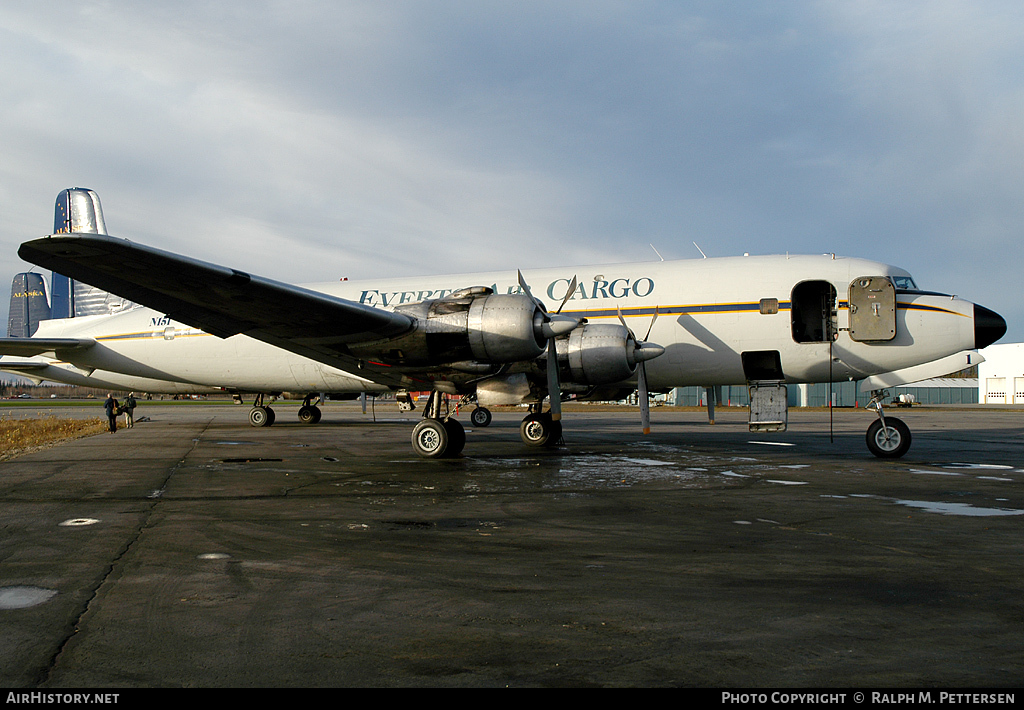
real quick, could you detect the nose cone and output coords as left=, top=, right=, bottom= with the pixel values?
left=974, top=304, right=1007, bottom=349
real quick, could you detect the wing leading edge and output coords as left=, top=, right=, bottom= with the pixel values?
left=18, top=233, right=418, bottom=388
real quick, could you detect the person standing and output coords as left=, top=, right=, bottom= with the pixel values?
left=104, top=393, right=119, bottom=433
left=123, top=392, right=137, bottom=429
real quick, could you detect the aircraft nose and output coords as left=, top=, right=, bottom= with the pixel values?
left=974, top=304, right=1007, bottom=349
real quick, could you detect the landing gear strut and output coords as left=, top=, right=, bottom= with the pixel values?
left=410, top=392, right=466, bottom=458
left=865, top=390, right=912, bottom=458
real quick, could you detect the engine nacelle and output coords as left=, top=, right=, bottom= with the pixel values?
left=466, top=291, right=546, bottom=362
left=558, top=323, right=637, bottom=385
left=351, top=288, right=546, bottom=367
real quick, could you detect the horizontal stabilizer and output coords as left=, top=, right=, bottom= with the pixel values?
left=0, top=338, right=96, bottom=357
left=859, top=350, right=983, bottom=391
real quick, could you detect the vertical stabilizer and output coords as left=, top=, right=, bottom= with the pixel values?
left=54, top=188, right=107, bottom=235
left=51, top=188, right=133, bottom=317
left=7, top=273, right=51, bottom=337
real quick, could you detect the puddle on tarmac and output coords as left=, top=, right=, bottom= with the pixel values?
left=0, top=586, right=57, bottom=609
left=895, top=500, right=1024, bottom=517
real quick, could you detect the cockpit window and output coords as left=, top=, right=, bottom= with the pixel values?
left=890, top=275, right=919, bottom=291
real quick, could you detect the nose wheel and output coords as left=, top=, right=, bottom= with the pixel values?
left=865, top=390, right=912, bottom=458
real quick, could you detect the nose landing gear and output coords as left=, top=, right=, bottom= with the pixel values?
left=865, top=390, right=912, bottom=458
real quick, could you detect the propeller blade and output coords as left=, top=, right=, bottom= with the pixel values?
left=638, top=361, right=650, bottom=435
left=644, top=307, right=659, bottom=340
left=616, top=305, right=629, bottom=331
left=519, top=269, right=577, bottom=423
left=546, top=337, right=561, bottom=421
left=517, top=269, right=540, bottom=307
left=556, top=276, right=578, bottom=314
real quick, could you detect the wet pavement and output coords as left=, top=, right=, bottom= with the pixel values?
left=0, top=402, right=1022, bottom=687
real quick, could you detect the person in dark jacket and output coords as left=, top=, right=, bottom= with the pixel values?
left=123, top=392, right=137, bottom=429
left=104, top=393, right=119, bottom=433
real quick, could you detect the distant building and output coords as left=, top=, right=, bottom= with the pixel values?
left=978, top=343, right=1024, bottom=404
left=667, top=374, right=979, bottom=408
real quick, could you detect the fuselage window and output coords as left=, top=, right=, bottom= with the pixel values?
left=791, top=280, right=837, bottom=343
left=759, top=298, right=779, bottom=315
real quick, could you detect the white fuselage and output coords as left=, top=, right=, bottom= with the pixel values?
left=2, top=254, right=978, bottom=394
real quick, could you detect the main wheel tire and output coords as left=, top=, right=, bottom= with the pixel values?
left=298, top=405, right=321, bottom=425
left=265, top=406, right=276, bottom=426
left=866, top=417, right=912, bottom=458
left=249, top=406, right=271, bottom=427
left=412, top=419, right=450, bottom=458
left=520, top=413, right=562, bottom=447
left=443, top=418, right=466, bottom=457
left=470, top=407, right=492, bottom=428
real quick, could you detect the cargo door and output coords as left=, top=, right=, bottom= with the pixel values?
left=848, top=277, right=896, bottom=342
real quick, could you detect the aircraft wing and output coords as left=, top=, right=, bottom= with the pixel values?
left=0, top=338, right=95, bottom=357
left=18, top=233, right=419, bottom=388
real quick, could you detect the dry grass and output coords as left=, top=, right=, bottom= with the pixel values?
left=0, top=416, right=107, bottom=461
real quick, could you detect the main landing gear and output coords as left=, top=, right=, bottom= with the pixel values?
left=247, top=393, right=323, bottom=427
left=865, top=390, right=912, bottom=458
left=297, top=394, right=323, bottom=425
left=409, top=396, right=563, bottom=458
left=249, top=393, right=276, bottom=427
left=411, top=392, right=466, bottom=458
left=520, top=405, right=562, bottom=447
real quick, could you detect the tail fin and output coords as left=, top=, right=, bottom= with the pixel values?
left=7, top=273, right=51, bottom=337
left=54, top=187, right=107, bottom=234
left=50, top=188, right=133, bottom=317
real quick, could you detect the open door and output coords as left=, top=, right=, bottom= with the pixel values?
left=791, top=280, right=837, bottom=343
left=848, top=277, right=896, bottom=342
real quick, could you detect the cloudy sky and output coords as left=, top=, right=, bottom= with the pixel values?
left=1, top=1, right=1022, bottom=341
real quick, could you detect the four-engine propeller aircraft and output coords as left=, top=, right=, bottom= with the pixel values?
left=2, top=189, right=1007, bottom=459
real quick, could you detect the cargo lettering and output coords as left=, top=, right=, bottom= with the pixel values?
left=359, top=277, right=655, bottom=307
